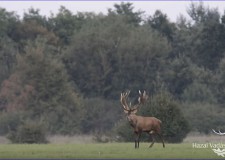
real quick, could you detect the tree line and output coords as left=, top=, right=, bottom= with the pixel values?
left=0, top=2, right=225, bottom=143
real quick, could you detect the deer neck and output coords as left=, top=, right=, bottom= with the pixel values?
left=127, top=114, right=138, bottom=127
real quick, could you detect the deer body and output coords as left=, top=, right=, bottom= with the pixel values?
left=120, top=91, right=165, bottom=148
left=127, top=115, right=160, bottom=132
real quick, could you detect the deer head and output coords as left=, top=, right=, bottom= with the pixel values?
left=120, top=90, right=148, bottom=115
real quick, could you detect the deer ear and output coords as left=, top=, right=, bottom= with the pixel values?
left=132, top=109, right=138, bottom=114
left=123, top=110, right=129, bottom=114
left=138, top=97, right=141, bottom=103
left=143, top=90, right=146, bottom=96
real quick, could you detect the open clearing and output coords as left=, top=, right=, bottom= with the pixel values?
left=0, top=143, right=222, bottom=159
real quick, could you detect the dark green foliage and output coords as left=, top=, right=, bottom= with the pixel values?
left=0, top=7, right=19, bottom=37
left=108, top=2, right=144, bottom=26
left=186, top=2, right=225, bottom=70
left=0, top=8, right=19, bottom=84
left=0, top=38, right=82, bottom=134
left=64, top=14, right=170, bottom=99
left=112, top=118, right=134, bottom=142
left=147, top=10, right=176, bottom=42
left=0, top=36, right=17, bottom=84
left=165, top=56, right=193, bottom=98
left=48, top=6, right=84, bottom=46
left=7, top=121, right=48, bottom=144
left=80, top=98, right=121, bottom=134
left=1, top=2, right=225, bottom=141
left=182, top=102, right=225, bottom=134
left=0, top=111, right=24, bottom=135
left=182, top=81, right=216, bottom=104
left=23, top=8, right=49, bottom=27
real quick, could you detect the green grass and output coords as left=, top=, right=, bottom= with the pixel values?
left=0, top=143, right=222, bottom=159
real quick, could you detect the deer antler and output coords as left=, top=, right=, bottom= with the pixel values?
left=138, top=90, right=148, bottom=104
left=132, top=90, right=148, bottom=111
left=121, top=90, right=148, bottom=112
left=121, top=90, right=139, bottom=112
left=120, top=91, right=130, bottom=111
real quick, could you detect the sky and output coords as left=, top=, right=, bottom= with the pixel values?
left=0, top=1, right=225, bottom=22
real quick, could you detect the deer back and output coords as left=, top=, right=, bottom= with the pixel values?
left=128, top=114, right=162, bottom=133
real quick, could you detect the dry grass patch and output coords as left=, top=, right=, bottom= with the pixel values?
left=0, top=136, right=10, bottom=144
left=183, top=132, right=225, bottom=143
left=47, top=135, right=94, bottom=144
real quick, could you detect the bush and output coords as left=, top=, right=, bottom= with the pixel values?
left=7, top=121, right=48, bottom=144
left=0, top=111, right=24, bottom=135
left=80, top=98, right=121, bottom=134
left=182, top=102, right=225, bottom=134
left=140, top=91, right=190, bottom=143
left=112, top=118, right=134, bottom=142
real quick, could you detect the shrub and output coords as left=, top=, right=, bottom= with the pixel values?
left=80, top=98, right=121, bottom=134
left=0, top=111, right=24, bottom=135
left=111, top=118, right=134, bottom=142
left=182, top=102, right=225, bottom=134
left=7, top=121, right=48, bottom=144
left=141, top=91, right=190, bottom=143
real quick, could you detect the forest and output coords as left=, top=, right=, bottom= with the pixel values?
left=0, top=2, right=225, bottom=143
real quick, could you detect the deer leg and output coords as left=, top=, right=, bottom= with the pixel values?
left=137, top=132, right=141, bottom=148
left=134, top=131, right=141, bottom=149
left=134, top=139, right=137, bottom=149
left=157, top=133, right=165, bottom=148
left=148, top=133, right=155, bottom=148
left=134, top=132, right=138, bottom=149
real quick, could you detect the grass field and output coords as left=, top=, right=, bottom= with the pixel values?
left=0, top=143, right=222, bottom=159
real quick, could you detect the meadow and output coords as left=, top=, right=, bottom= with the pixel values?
left=0, top=143, right=222, bottom=159
left=0, top=134, right=224, bottom=159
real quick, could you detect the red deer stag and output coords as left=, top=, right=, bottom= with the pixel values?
left=120, top=90, right=165, bottom=148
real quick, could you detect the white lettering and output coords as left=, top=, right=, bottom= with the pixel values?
left=209, top=143, right=225, bottom=149
left=192, top=143, right=208, bottom=148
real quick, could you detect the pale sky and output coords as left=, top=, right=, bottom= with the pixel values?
left=0, top=1, right=225, bottom=22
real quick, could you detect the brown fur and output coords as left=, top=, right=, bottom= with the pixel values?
left=129, top=115, right=161, bottom=132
